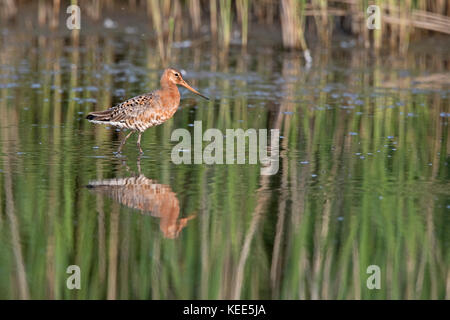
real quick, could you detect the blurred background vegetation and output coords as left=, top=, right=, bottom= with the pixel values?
left=1, top=0, right=450, bottom=59
left=0, top=0, right=449, bottom=300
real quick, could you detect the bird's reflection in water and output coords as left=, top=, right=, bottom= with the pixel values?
left=87, top=158, right=195, bottom=239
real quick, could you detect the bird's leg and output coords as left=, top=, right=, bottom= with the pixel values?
left=117, top=131, right=134, bottom=154
left=137, top=132, right=143, bottom=154
left=136, top=155, right=142, bottom=174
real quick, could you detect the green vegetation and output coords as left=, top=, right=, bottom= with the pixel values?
left=2, top=1, right=450, bottom=53
left=0, top=0, right=448, bottom=300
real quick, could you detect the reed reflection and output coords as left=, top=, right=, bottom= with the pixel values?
left=87, top=159, right=195, bottom=239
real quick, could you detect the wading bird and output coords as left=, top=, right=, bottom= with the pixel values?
left=87, top=159, right=195, bottom=239
left=86, top=68, right=209, bottom=154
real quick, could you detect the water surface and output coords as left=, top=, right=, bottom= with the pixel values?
left=0, top=24, right=449, bottom=299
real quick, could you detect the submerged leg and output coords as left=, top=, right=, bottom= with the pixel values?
left=117, top=131, right=134, bottom=153
left=136, top=155, right=142, bottom=174
left=137, top=132, right=143, bottom=154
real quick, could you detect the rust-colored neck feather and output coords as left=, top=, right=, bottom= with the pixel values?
left=160, top=72, right=173, bottom=89
left=160, top=74, right=180, bottom=109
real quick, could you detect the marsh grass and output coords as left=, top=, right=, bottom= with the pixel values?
left=219, top=0, right=233, bottom=50
left=0, top=21, right=448, bottom=299
left=2, top=0, right=449, bottom=55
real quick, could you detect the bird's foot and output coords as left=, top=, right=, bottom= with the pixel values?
left=137, top=143, right=144, bottom=155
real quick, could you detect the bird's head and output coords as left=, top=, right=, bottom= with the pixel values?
left=161, top=214, right=196, bottom=239
left=162, top=68, right=209, bottom=100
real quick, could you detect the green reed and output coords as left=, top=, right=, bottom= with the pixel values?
left=236, top=0, right=249, bottom=47
left=0, top=9, right=448, bottom=300
left=2, top=0, right=449, bottom=52
left=219, top=0, right=232, bottom=50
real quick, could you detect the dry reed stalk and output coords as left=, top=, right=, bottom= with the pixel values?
left=399, top=0, right=412, bottom=54
left=210, top=0, right=218, bottom=40
left=310, top=0, right=330, bottom=44
left=173, top=0, right=182, bottom=42
left=38, top=0, right=48, bottom=26
left=50, top=0, right=60, bottom=29
left=265, top=0, right=275, bottom=25
left=280, top=0, right=301, bottom=49
left=1, top=0, right=17, bottom=21
left=188, top=0, right=201, bottom=33
left=148, top=0, right=165, bottom=63
left=148, top=0, right=176, bottom=64
left=236, top=0, right=249, bottom=47
left=219, top=0, right=232, bottom=50
left=86, top=0, right=101, bottom=21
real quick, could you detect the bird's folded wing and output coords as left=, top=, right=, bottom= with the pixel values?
left=108, top=93, right=158, bottom=122
left=87, top=93, right=159, bottom=122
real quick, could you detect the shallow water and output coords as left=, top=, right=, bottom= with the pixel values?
left=0, top=24, right=449, bottom=299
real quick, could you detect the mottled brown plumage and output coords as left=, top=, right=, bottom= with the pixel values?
left=86, top=68, right=209, bottom=153
left=87, top=175, right=195, bottom=239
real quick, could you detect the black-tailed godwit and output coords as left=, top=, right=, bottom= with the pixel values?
left=87, top=175, right=195, bottom=239
left=86, top=68, right=209, bottom=153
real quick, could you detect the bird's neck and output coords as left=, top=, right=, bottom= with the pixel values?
left=160, top=81, right=180, bottom=109
left=160, top=78, right=175, bottom=90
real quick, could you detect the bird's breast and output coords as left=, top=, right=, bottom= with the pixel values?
left=133, top=107, right=176, bottom=132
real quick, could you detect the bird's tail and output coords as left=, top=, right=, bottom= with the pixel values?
left=86, top=109, right=112, bottom=121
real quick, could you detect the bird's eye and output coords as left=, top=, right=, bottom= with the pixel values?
left=174, top=73, right=179, bottom=77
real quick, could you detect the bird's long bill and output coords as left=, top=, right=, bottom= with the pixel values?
left=181, top=80, right=209, bottom=100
